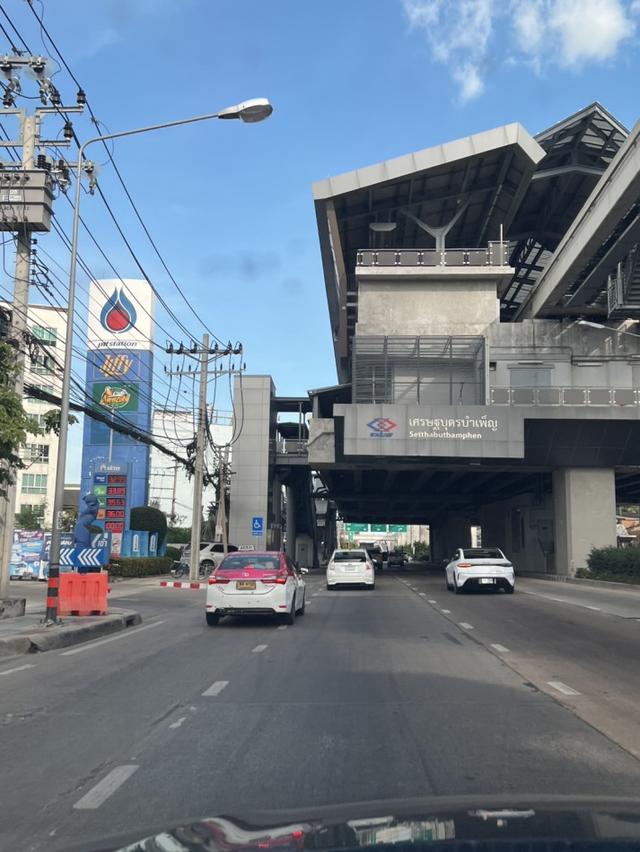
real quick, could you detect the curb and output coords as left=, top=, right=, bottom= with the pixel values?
left=160, top=581, right=206, bottom=590
left=0, top=609, right=142, bottom=657
left=518, top=572, right=640, bottom=592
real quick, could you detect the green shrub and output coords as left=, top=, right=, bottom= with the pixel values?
left=582, top=546, right=640, bottom=584
left=108, top=556, right=172, bottom=577
left=130, top=506, right=168, bottom=545
left=165, top=545, right=182, bottom=562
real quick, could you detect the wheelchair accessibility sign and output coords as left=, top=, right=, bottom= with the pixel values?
left=251, top=516, right=264, bottom=537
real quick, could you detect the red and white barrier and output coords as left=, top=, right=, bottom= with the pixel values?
left=160, top=580, right=206, bottom=590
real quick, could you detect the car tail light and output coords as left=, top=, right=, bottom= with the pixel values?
left=208, top=576, right=230, bottom=585
left=262, top=571, right=288, bottom=585
left=457, top=562, right=472, bottom=568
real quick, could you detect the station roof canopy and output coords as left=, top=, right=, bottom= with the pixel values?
left=313, top=123, right=545, bottom=379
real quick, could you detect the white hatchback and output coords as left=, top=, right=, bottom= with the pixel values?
left=326, top=549, right=375, bottom=590
left=445, top=547, right=515, bottom=594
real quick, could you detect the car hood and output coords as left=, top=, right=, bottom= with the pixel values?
left=62, top=795, right=640, bottom=851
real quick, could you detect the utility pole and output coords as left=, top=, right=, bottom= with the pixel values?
left=164, top=338, right=244, bottom=581
left=0, top=55, right=85, bottom=604
left=189, top=334, right=209, bottom=583
left=215, top=446, right=230, bottom=556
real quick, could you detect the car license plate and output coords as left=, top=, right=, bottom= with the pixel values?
left=479, top=578, right=495, bottom=584
left=236, top=580, right=256, bottom=590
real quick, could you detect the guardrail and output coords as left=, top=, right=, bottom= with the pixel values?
left=490, top=386, right=639, bottom=406
left=356, top=242, right=509, bottom=268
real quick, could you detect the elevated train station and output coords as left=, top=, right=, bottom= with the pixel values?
left=229, top=103, right=640, bottom=574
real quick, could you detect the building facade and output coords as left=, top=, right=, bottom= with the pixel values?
left=17, top=303, right=67, bottom=528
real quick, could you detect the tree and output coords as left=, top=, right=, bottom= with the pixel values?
left=0, top=342, right=41, bottom=498
left=167, top=525, right=191, bottom=543
left=130, top=505, right=168, bottom=547
left=202, top=500, right=217, bottom=541
left=15, top=504, right=44, bottom=530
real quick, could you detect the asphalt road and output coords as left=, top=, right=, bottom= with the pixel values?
left=2, top=570, right=640, bottom=851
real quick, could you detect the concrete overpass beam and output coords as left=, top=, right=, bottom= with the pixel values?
left=432, top=514, right=471, bottom=563
left=553, top=468, right=617, bottom=576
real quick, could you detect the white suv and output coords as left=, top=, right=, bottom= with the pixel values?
left=326, top=549, right=375, bottom=590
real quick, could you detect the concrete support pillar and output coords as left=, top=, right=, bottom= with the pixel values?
left=432, top=514, right=470, bottom=563
left=285, top=485, right=296, bottom=560
left=270, top=473, right=282, bottom=551
left=553, top=468, right=617, bottom=576
left=480, top=503, right=506, bottom=552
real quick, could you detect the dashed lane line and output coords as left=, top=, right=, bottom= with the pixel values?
left=441, top=609, right=451, bottom=614
left=73, top=765, right=139, bottom=810
left=277, top=625, right=288, bottom=630
left=547, top=680, right=581, bottom=696
left=60, top=621, right=165, bottom=656
left=428, top=599, right=437, bottom=604
left=490, top=643, right=510, bottom=653
left=0, top=664, right=35, bottom=676
left=202, top=680, right=229, bottom=697
left=169, top=716, right=187, bottom=729
left=459, top=622, right=474, bottom=630
left=252, top=644, right=268, bottom=653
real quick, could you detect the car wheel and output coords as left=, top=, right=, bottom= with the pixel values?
left=282, top=602, right=296, bottom=625
left=369, top=583, right=375, bottom=590
left=206, top=612, right=220, bottom=626
left=505, top=584, right=515, bottom=595
left=326, top=583, right=334, bottom=591
left=201, top=560, right=214, bottom=576
left=296, top=591, right=306, bottom=615
left=454, top=576, right=464, bottom=594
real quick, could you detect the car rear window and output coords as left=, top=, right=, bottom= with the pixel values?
left=218, top=555, right=281, bottom=570
left=462, top=548, right=505, bottom=559
left=333, top=551, right=367, bottom=562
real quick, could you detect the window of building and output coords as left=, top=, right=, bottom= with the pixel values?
left=31, top=353, right=55, bottom=375
left=20, top=503, right=45, bottom=519
left=26, top=384, right=53, bottom=405
left=20, top=444, right=49, bottom=463
left=21, top=473, right=48, bottom=494
left=32, top=325, right=57, bottom=346
left=27, top=413, right=49, bottom=432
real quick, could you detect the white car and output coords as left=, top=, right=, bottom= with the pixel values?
left=445, top=547, right=515, bottom=594
left=326, top=549, right=375, bottom=590
left=183, top=541, right=239, bottom=572
left=206, top=550, right=307, bottom=626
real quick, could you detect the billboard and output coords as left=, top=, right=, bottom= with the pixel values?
left=80, top=280, right=155, bottom=548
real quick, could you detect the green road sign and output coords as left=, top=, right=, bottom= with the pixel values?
left=344, top=523, right=369, bottom=533
left=389, top=524, right=408, bottom=532
left=371, top=524, right=388, bottom=533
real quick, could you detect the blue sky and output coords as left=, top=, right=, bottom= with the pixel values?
left=4, top=0, right=640, bottom=479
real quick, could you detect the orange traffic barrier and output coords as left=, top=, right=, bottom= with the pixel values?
left=58, top=572, right=109, bottom=616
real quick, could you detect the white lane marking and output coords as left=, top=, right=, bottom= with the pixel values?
left=547, top=680, right=581, bottom=696
left=585, top=605, right=601, bottom=611
left=252, top=644, right=268, bottom=653
left=459, top=622, right=474, bottom=630
left=277, top=625, right=288, bottom=630
left=73, top=765, right=139, bottom=810
left=0, top=663, right=35, bottom=676
left=312, top=592, right=319, bottom=596
left=441, top=609, right=451, bottom=614
left=202, top=680, right=228, bottom=697
left=169, top=716, right=186, bottom=729
left=428, top=599, right=437, bottom=604
left=490, top=643, right=510, bottom=653
left=419, top=592, right=427, bottom=597
left=60, top=621, right=165, bottom=656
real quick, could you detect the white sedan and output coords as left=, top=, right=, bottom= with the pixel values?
left=206, top=551, right=307, bottom=625
left=326, top=549, right=375, bottom=590
left=445, top=547, right=515, bottom=594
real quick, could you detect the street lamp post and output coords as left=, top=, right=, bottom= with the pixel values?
left=45, top=98, right=273, bottom=624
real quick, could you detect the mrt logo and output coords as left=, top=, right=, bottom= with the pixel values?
left=367, top=417, right=397, bottom=437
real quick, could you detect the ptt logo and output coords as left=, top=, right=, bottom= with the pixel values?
left=367, top=417, right=397, bottom=437
left=99, top=288, right=137, bottom=334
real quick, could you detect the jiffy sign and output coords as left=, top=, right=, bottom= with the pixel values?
left=336, top=404, right=525, bottom=459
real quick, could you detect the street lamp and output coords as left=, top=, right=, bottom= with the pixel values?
left=577, top=319, right=640, bottom=339
left=45, top=98, right=273, bottom=624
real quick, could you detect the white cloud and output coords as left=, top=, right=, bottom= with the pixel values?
left=402, top=0, right=638, bottom=101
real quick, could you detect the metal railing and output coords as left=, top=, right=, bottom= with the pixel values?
left=490, top=386, right=640, bottom=406
left=356, top=242, right=509, bottom=268
left=271, top=438, right=307, bottom=456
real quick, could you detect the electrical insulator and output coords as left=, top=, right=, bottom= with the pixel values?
left=36, top=154, right=47, bottom=170
left=76, top=89, right=86, bottom=105
left=50, top=86, right=62, bottom=108
left=3, top=90, right=13, bottom=108
left=63, top=121, right=73, bottom=140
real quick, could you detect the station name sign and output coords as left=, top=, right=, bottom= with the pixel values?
left=335, top=405, right=525, bottom=459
